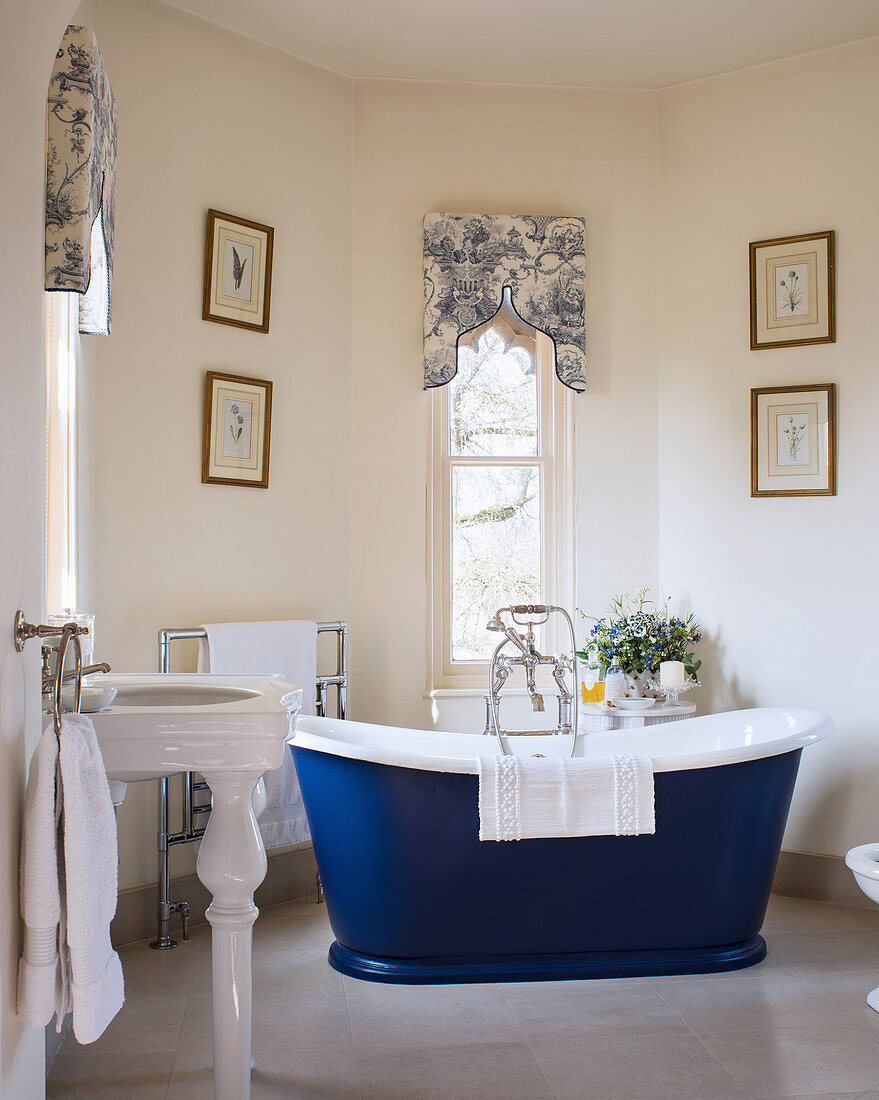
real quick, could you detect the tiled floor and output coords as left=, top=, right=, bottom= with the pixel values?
left=49, top=894, right=879, bottom=1098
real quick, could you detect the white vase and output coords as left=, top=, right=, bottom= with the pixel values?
left=623, top=670, right=654, bottom=699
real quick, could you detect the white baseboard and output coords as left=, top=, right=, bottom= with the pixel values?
left=773, top=849, right=873, bottom=909
left=111, top=844, right=319, bottom=948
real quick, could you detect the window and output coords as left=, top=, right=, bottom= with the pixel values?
left=45, top=291, right=79, bottom=613
left=430, top=290, right=573, bottom=690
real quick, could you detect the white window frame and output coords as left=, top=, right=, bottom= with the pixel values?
left=45, top=291, right=79, bottom=613
left=428, top=332, right=574, bottom=693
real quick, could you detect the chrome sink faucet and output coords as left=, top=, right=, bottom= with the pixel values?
left=41, top=644, right=112, bottom=695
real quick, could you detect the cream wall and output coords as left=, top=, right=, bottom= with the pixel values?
left=90, top=0, right=353, bottom=887
left=46, top=1, right=879, bottom=899
left=1, top=1, right=81, bottom=1092
left=656, top=37, right=879, bottom=857
left=73, top=0, right=97, bottom=622
left=95, top=35, right=661, bottom=888
left=5, top=2, right=877, bottom=1086
left=349, top=81, right=660, bottom=734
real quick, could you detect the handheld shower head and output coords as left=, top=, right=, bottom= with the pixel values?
left=486, top=613, right=505, bottom=632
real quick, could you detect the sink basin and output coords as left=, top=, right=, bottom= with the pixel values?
left=111, top=684, right=260, bottom=707
left=88, top=673, right=301, bottom=783
left=81, top=671, right=303, bottom=1100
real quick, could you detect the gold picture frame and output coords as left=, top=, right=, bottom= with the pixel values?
left=203, top=210, right=274, bottom=333
left=750, top=383, right=836, bottom=497
left=202, top=371, right=273, bottom=488
left=749, top=230, right=835, bottom=350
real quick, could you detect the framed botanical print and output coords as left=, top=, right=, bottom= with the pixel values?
left=750, top=383, right=836, bottom=497
left=202, top=371, right=273, bottom=488
left=749, top=230, right=835, bottom=350
left=203, top=210, right=274, bottom=333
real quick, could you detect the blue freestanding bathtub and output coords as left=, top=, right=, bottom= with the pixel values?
left=290, top=708, right=832, bottom=984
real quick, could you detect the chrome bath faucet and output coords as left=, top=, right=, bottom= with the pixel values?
left=484, top=604, right=579, bottom=756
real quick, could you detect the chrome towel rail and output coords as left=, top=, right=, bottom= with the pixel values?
left=52, top=625, right=83, bottom=739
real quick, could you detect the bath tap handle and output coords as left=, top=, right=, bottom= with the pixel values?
left=491, top=665, right=510, bottom=695
left=502, top=627, right=530, bottom=657
left=552, top=665, right=570, bottom=696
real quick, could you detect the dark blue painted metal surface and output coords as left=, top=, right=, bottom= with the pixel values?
left=327, top=935, right=766, bottom=985
left=291, top=744, right=801, bottom=984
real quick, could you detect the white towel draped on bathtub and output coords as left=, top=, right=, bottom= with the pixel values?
left=477, top=753, right=655, bottom=841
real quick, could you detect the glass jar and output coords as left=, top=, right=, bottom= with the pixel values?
left=47, top=609, right=95, bottom=667
left=604, top=656, right=625, bottom=706
left=581, top=653, right=605, bottom=704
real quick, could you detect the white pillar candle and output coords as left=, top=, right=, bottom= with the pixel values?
left=660, top=660, right=686, bottom=689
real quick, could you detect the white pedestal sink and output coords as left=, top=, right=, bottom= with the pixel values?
left=90, top=673, right=301, bottom=1100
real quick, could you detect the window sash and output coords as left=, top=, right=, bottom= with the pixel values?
left=45, top=291, right=79, bottom=613
left=429, top=333, right=573, bottom=691
left=450, top=461, right=545, bottom=663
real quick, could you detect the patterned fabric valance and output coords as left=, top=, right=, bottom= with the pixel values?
left=423, top=212, right=587, bottom=392
left=45, top=25, right=117, bottom=336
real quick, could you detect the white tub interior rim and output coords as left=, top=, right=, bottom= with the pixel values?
left=291, top=707, right=832, bottom=775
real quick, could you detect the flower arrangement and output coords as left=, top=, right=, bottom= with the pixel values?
left=577, top=587, right=702, bottom=679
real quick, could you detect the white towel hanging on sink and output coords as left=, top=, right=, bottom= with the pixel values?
left=18, top=714, right=124, bottom=1042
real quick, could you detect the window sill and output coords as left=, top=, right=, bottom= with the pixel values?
left=425, top=687, right=531, bottom=700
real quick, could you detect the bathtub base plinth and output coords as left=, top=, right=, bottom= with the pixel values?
left=328, top=935, right=767, bottom=985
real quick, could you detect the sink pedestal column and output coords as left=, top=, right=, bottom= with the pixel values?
left=197, top=770, right=267, bottom=1100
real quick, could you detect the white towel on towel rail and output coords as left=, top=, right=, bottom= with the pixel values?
left=477, top=753, right=655, bottom=841
left=17, top=722, right=65, bottom=1030
left=198, top=620, right=317, bottom=848
left=18, top=715, right=124, bottom=1043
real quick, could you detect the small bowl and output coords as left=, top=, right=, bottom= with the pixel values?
left=62, top=685, right=118, bottom=713
left=615, top=698, right=656, bottom=711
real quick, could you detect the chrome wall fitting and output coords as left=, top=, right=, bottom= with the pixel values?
left=13, top=609, right=90, bottom=653
left=14, top=611, right=90, bottom=743
left=483, top=604, right=579, bottom=757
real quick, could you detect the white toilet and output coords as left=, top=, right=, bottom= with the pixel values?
left=845, top=843, right=879, bottom=1012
